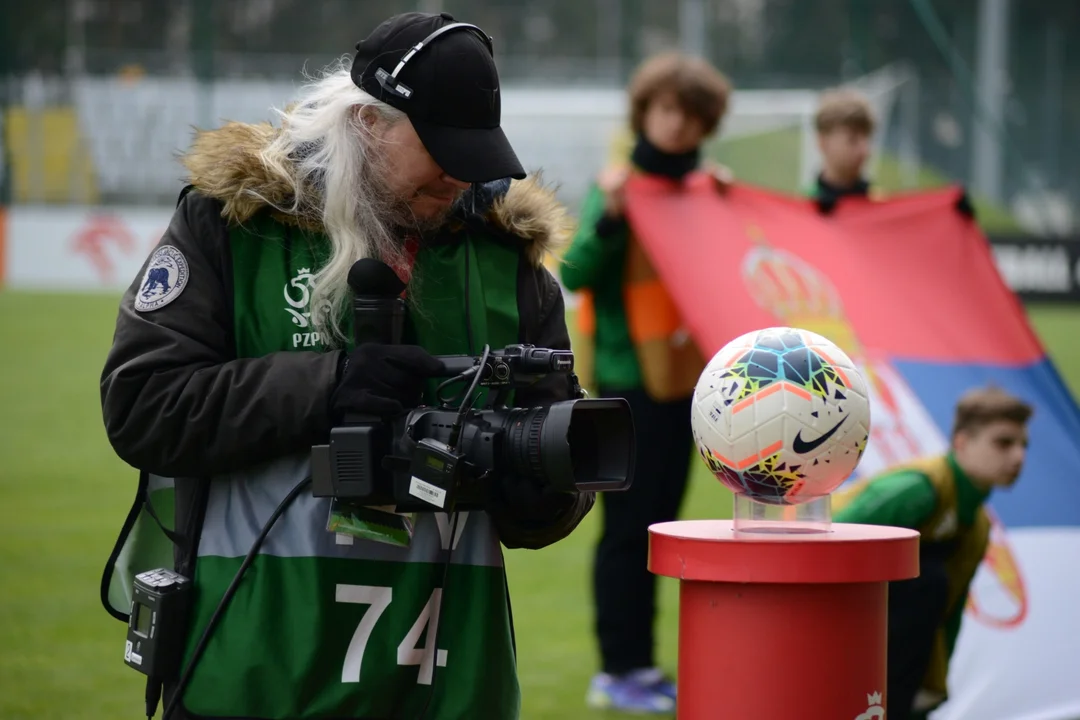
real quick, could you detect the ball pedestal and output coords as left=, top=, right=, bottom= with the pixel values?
left=648, top=501, right=919, bottom=720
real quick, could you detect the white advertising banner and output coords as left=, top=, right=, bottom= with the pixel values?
left=5, top=205, right=173, bottom=291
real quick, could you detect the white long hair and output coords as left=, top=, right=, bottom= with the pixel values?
left=257, top=58, right=411, bottom=347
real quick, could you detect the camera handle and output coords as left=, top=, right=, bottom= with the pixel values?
left=480, top=371, right=586, bottom=410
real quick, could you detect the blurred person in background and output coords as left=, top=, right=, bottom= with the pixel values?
left=808, top=86, right=980, bottom=221
left=808, top=87, right=880, bottom=207
left=99, top=11, right=592, bottom=719
left=833, top=386, right=1033, bottom=720
left=560, top=52, right=732, bottom=714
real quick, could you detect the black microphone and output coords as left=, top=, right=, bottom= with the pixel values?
left=347, top=258, right=407, bottom=347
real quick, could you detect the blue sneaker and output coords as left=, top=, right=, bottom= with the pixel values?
left=629, top=667, right=677, bottom=702
left=586, top=670, right=675, bottom=714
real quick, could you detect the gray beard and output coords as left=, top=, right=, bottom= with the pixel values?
left=357, top=147, right=459, bottom=264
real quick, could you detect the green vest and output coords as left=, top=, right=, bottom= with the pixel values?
left=107, top=212, right=525, bottom=719
left=833, top=455, right=990, bottom=699
left=905, top=456, right=990, bottom=699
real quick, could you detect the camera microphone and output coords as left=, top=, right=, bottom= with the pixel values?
left=313, top=259, right=410, bottom=501
left=347, top=258, right=407, bottom=347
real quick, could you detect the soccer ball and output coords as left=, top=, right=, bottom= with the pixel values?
left=691, top=327, right=871, bottom=505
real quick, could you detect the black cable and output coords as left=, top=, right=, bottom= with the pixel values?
left=402, top=222, right=476, bottom=718
left=161, top=476, right=312, bottom=720
left=412, top=232, right=472, bottom=717
left=447, top=344, right=491, bottom=450
left=412, top=510, right=460, bottom=720
left=435, top=369, right=477, bottom=406
left=145, top=676, right=162, bottom=719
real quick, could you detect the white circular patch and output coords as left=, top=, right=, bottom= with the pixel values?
left=134, top=245, right=189, bottom=313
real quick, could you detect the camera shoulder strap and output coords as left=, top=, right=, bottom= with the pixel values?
left=100, top=472, right=211, bottom=623
left=100, top=470, right=153, bottom=622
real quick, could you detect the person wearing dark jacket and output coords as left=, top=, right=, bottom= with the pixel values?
left=561, top=52, right=732, bottom=714
left=99, top=12, right=591, bottom=720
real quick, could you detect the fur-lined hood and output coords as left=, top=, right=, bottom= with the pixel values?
left=179, top=121, right=572, bottom=266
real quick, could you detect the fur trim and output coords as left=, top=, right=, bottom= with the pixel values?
left=489, top=173, right=573, bottom=266
left=179, top=122, right=571, bottom=266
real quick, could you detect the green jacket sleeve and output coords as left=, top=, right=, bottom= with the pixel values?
left=833, top=471, right=938, bottom=529
left=559, top=183, right=627, bottom=292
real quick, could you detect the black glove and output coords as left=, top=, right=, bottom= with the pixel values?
left=331, top=344, right=444, bottom=420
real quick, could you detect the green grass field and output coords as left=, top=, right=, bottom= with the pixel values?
left=1, top=291, right=1078, bottom=719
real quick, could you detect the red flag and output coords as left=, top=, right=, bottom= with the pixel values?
left=623, top=173, right=1043, bottom=364
left=622, top=172, right=1080, bottom=720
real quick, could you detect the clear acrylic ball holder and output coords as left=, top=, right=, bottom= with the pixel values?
left=732, top=493, right=832, bottom=534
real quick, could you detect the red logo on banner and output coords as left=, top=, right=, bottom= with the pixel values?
left=70, top=214, right=167, bottom=285
left=71, top=214, right=138, bottom=285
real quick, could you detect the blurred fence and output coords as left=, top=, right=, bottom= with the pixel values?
left=0, top=0, right=1077, bottom=236
left=0, top=64, right=917, bottom=212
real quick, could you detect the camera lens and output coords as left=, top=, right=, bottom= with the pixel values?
left=505, top=406, right=547, bottom=483
left=502, top=399, right=635, bottom=493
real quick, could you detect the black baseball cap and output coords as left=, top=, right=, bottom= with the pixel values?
left=351, top=12, right=526, bottom=184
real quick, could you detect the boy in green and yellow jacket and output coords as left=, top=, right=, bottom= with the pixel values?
left=834, top=386, right=1033, bottom=720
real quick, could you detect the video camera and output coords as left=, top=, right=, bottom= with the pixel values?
left=310, top=259, right=635, bottom=512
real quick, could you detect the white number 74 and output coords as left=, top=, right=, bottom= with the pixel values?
left=336, top=584, right=447, bottom=686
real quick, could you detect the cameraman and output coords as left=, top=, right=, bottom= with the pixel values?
left=100, top=12, right=591, bottom=720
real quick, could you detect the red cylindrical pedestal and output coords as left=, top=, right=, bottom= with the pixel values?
left=648, top=520, right=919, bottom=720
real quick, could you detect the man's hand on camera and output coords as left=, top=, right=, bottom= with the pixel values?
left=331, top=344, right=444, bottom=420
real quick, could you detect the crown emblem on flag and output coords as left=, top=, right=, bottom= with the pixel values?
left=741, top=235, right=845, bottom=321
left=739, top=233, right=863, bottom=362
